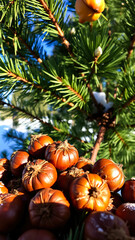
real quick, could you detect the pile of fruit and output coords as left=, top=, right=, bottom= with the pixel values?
left=0, top=134, right=135, bottom=240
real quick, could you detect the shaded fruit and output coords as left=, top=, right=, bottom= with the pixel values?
left=92, top=158, right=125, bottom=192
left=84, top=211, right=130, bottom=240
left=29, top=188, right=70, bottom=230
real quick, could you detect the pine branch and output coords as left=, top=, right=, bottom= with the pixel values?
left=114, top=129, right=128, bottom=148
left=10, top=27, right=45, bottom=65
left=1, top=59, right=94, bottom=117
left=0, top=99, right=62, bottom=132
left=90, top=92, right=135, bottom=163
left=6, top=130, right=25, bottom=144
left=83, top=55, right=105, bottom=112
left=6, top=69, right=75, bottom=108
left=86, top=81, right=104, bottom=113
left=0, top=100, right=86, bottom=144
left=17, top=33, right=43, bottom=64
left=0, top=50, right=90, bottom=114
left=57, top=76, right=86, bottom=104
left=2, top=36, right=31, bottom=65
left=90, top=91, right=135, bottom=163
left=38, top=0, right=74, bottom=56
left=121, top=95, right=135, bottom=110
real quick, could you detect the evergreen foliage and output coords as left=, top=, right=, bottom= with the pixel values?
left=0, top=0, right=135, bottom=181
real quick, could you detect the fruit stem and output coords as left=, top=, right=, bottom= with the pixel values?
left=101, top=13, right=108, bottom=21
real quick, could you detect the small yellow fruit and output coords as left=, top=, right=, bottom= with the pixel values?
left=75, top=0, right=105, bottom=23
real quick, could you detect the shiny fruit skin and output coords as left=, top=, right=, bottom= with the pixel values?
left=56, top=166, right=85, bottom=195
left=115, top=202, right=135, bottom=236
left=0, top=158, right=11, bottom=182
left=75, top=0, right=102, bottom=23
left=84, top=0, right=105, bottom=13
left=121, top=178, right=135, bottom=203
left=10, top=150, right=30, bottom=177
left=70, top=173, right=111, bottom=211
left=22, top=159, right=57, bottom=192
left=92, top=158, right=125, bottom=192
left=29, top=188, right=70, bottom=230
left=45, top=140, right=79, bottom=171
left=75, top=157, right=93, bottom=172
left=84, top=211, right=130, bottom=240
left=0, top=181, right=8, bottom=194
left=0, top=193, right=25, bottom=233
left=28, top=134, right=53, bottom=158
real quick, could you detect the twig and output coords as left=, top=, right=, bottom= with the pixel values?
left=57, top=76, right=86, bottom=104
left=127, top=34, right=135, bottom=59
left=114, top=129, right=128, bottom=147
left=10, top=28, right=45, bottom=66
left=90, top=125, right=106, bottom=163
left=7, top=70, right=74, bottom=108
left=85, top=56, right=105, bottom=112
left=122, top=95, right=135, bottom=109
left=0, top=100, right=87, bottom=144
left=38, top=0, right=74, bottom=57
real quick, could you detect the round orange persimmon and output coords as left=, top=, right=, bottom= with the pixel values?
left=45, top=140, right=79, bottom=171
left=92, top=158, right=125, bottom=192
left=28, top=134, right=54, bottom=158
left=70, top=173, right=111, bottom=211
left=75, top=157, right=93, bottom=172
left=22, top=159, right=57, bottom=192
left=75, top=0, right=105, bottom=23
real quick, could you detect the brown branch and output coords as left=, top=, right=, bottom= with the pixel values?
left=38, top=0, right=74, bottom=57
left=10, top=28, right=45, bottom=66
left=90, top=125, right=106, bottom=164
left=7, top=70, right=94, bottom=119
left=90, top=93, right=135, bottom=163
left=17, top=34, right=43, bottom=65
left=57, top=76, right=86, bottom=104
left=0, top=99, right=60, bottom=132
left=127, top=34, right=135, bottom=59
left=7, top=70, right=75, bottom=108
left=0, top=100, right=86, bottom=143
left=90, top=108, right=116, bottom=163
left=122, top=95, right=135, bottom=109
left=114, top=130, right=128, bottom=147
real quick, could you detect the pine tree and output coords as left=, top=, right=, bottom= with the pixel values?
left=0, top=0, right=135, bottom=177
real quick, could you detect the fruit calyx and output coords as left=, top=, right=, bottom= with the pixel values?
left=56, top=140, right=75, bottom=155
left=66, top=167, right=85, bottom=177
left=89, top=186, right=100, bottom=198
left=23, top=160, right=47, bottom=182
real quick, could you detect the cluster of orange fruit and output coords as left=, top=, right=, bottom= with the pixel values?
left=0, top=134, right=135, bottom=240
